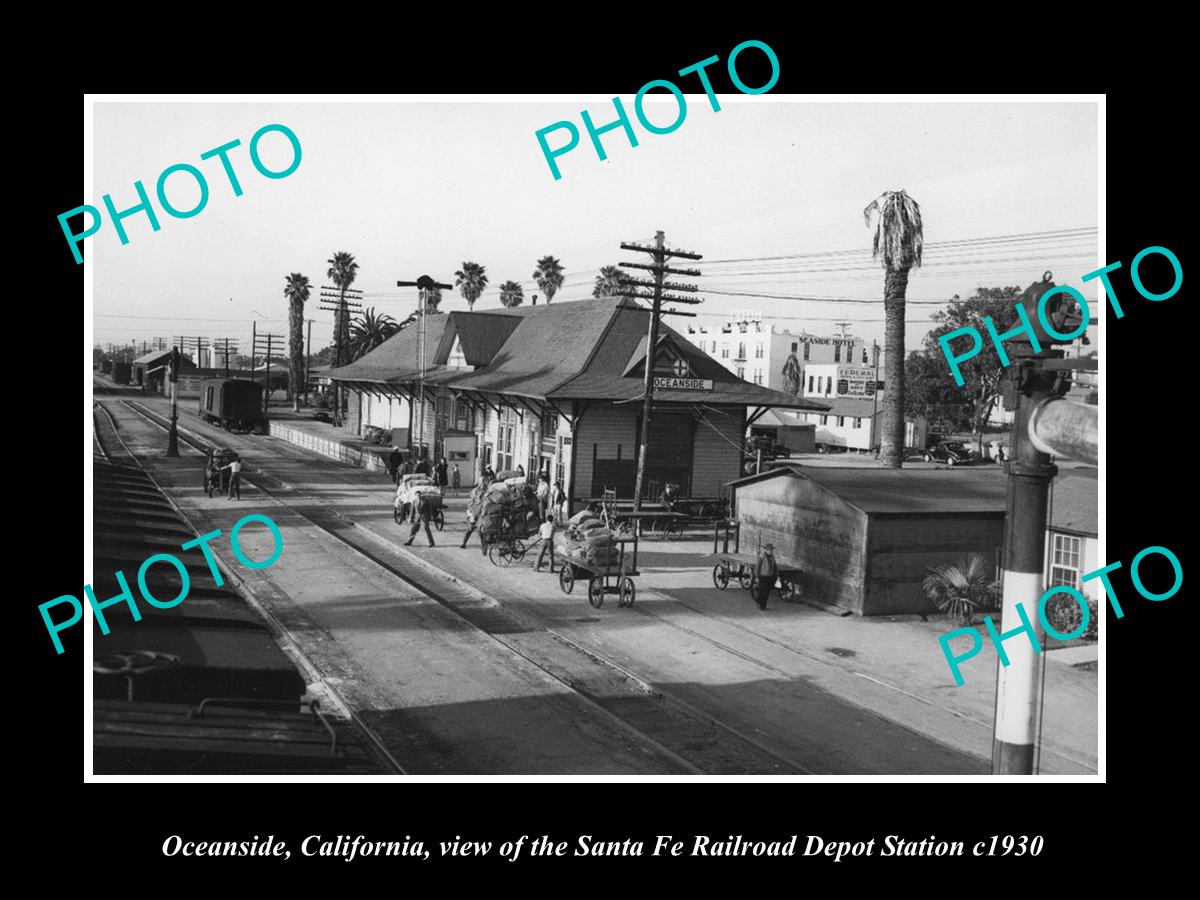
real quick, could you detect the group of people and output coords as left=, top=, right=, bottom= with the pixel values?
left=386, top=446, right=457, bottom=491
left=203, top=450, right=243, bottom=500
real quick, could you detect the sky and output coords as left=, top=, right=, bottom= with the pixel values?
left=91, top=98, right=1099, bottom=355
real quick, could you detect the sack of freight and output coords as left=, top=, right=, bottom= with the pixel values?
left=400, top=474, right=433, bottom=486
left=495, top=469, right=524, bottom=481
left=568, top=509, right=598, bottom=527
left=412, top=484, right=442, bottom=497
left=504, top=476, right=526, bottom=488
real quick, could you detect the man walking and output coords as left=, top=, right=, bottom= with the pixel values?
left=387, top=445, right=404, bottom=484
left=754, top=542, right=778, bottom=610
left=532, top=514, right=557, bottom=573
left=220, top=454, right=243, bottom=501
left=404, top=494, right=437, bottom=547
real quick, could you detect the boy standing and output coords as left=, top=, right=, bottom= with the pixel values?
left=533, top=514, right=557, bottom=573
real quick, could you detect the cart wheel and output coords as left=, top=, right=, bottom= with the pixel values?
left=699, top=503, right=714, bottom=518
left=588, top=576, right=605, bottom=608
left=712, top=563, right=730, bottom=590
left=488, top=543, right=509, bottom=567
left=780, top=580, right=799, bottom=602
left=511, top=538, right=527, bottom=561
left=434, top=509, right=445, bottom=531
left=738, top=567, right=755, bottom=590
left=664, top=521, right=683, bottom=540
left=619, top=577, right=636, bottom=607
left=559, top=565, right=575, bottom=594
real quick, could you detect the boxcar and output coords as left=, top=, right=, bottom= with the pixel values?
left=111, top=361, right=132, bottom=384
left=198, top=379, right=266, bottom=433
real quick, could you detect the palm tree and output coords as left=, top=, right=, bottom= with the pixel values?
left=864, top=190, right=923, bottom=468
left=327, top=250, right=359, bottom=425
left=923, top=554, right=1000, bottom=625
left=349, top=307, right=401, bottom=361
left=498, top=280, right=524, bottom=308
left=533, top=255, right=566, bottom=304
left=593, top=265, right=630, bottom=298
left=781, top=352, right=802, bottom=396
left=454, top=261, right=488, bottom=311
left=283, top=272, right=311, bottom=411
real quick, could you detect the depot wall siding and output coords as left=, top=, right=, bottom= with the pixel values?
left=864, top=515, right=1004, bottom=616
left=735, top=477, right=869, bottom=613
left=574, top=404, right=637, bottom=500
left=691, top=408, right=744, bottom=499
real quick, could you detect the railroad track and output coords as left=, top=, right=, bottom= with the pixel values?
left=106, top=397, right=812, bottom=774
left=92, top=400, right=404, bottom=775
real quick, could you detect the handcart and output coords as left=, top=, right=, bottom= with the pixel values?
left=558, top=534, right=640, bottom=609
left=711, top=521, right=803, bottom=602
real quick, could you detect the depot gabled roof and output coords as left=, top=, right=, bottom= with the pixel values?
left=330, top=297, right=830, bottom=410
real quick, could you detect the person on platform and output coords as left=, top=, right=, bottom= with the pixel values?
left=415, top=454, right=432, bottom=476
left=552, top=480, right=566, bottom=525
left=753, top=543, right=778, bottom=610
left=483, top=464, right=496, bottom=483
left=533, top=514, right=557, bottom=573
left=404, top=494, right=438, bottom=547
left=451, top=463, right=461, bottom=494
left=387, top=446, right=404, bottom=484
left=220, top=454, right=243, bottom=501
left=436, top=457, right=449, bottom=489
left=535, top=473, right=551, bottom=520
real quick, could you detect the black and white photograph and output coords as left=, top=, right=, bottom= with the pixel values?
left=79, top=94, right=1106, bottom=779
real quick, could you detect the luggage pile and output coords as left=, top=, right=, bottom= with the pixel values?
left=478, top=477, right=538, bottom=538
left=395, top=473, right=442, bottom=510
left=554, top=508, right=618, bottom=567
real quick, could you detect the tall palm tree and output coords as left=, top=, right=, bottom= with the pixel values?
left=533, top=255, right=566, bottom=304
left=593, top=265, right=630, bottom=298
left=923, top=554, right=999, bottom=625
left=349, top=307, right=401, bottom=361
left=864, top=190, right=923, bottom=468
left=781, top=352, right=801, bottom=396
left=498, top=280, right=524, bottom=308
left=283, top=272, right=311, bottom=411
left=327, top=250, right=359, bottom=425
left=454, top=261, right=488, bottom=311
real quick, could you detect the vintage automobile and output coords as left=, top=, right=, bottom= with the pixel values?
left=924, top=440, right=973, bottom=466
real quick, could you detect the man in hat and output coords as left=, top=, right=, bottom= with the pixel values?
left=754, top=542, right=778, bottom=610
left=387, top=445, right=404, bottom=484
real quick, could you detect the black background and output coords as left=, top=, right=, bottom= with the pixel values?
left=26, top=20, right=1187, bottom=884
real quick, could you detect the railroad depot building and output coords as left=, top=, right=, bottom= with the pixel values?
left=328, top=298, right=829, bottom=510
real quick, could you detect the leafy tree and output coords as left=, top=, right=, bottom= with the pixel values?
left=533, top=255, right=566, bottom=304
left=498, top=280, right=524, bottom=308
left=284, top=272, right=311, bottom=410
left=923, top=554, right=1000, bottom=624
left=864, top=190, right=923, bottom=468
left=593, top=265, right=631, bottom=298
left=917, top=286, right=1023, bottom=447
left=349, top=307, right=400, bottom=361
left=781, top=352, right=801, bottom=395
left=454, top=261, right=488, bottom=311
left=904, top=350, right=972, bottom=432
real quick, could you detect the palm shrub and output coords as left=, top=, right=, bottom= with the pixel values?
left=923, top=554, right=1000, bottom=624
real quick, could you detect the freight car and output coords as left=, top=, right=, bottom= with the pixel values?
left=198, top=378, right=266, bottom=433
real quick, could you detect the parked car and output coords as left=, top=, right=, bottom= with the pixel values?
left=924, top=441, right=973, bottom=466
left=746, top=435, right=790, bottom=461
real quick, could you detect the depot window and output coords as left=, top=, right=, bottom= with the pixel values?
left=1050, top=534, right=1082, bottom=588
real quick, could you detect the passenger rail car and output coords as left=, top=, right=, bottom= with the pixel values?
left=198, top=378, right=266, bottom=433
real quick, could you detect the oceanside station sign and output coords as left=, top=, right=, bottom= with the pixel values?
left=653, top=376, right=714, bottom=391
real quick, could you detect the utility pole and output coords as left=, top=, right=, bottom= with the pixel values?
left=396, top=275, right=452, bottom=459
left=166, top=347, right=180, bottom=457
left=254, top=331, right=285, bottom=415
left=213, top=338, right=238, bottom=379
left=304, top=318, right=313, bottom=406
left=870, top=340, right=880, bottom=455
left=618, top=231, right=703, bottom=512
left=318, top=286, right=363, bottom=427
left=991, top=272, right=1095, bottom=774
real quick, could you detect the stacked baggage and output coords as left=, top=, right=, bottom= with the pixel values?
left=553, top=508, right=618, bottom=567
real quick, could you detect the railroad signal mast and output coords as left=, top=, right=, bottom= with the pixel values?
left=618, top=231, right=703, bottom=514
left=396, top=274, right=453, bottom=460
left=213, top=338, right=238, bottom=379
left=253, top=331, right=286, bottom=414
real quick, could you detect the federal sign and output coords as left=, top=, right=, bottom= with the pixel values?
left=654, top=376, right=714, bottom=391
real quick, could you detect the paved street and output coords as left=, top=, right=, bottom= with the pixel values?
left=96, top=387, right=1097, bottom=775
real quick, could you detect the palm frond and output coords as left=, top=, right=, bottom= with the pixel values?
left=863, top=190, right=924, bottom=271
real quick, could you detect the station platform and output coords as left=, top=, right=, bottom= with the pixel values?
left=266, top=412, right=392, bottom=475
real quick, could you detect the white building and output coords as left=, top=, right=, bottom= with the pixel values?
left=684, top=310, right=882, bottom=396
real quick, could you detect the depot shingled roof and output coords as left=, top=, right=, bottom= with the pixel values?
left=329, top=297, right=831, bottom=411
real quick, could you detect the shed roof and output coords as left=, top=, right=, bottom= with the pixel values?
left=729, top=465, right=1007, bottom=515
left=1049, top=468, right=1098, bottom=537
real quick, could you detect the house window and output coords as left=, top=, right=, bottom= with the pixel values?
left=791, top=342, right=798, bottom=353
left=755, top=342, right=764, bottom=358
left=754, top=369, right=763, bottom=385
left=498, top=424, right=515, bottom=472
left=710, top=341, right=717, bottom=353
left=736, top=366, right=745, bottom=380
left=1050, top=534, right=1083, bottom=588
left=816, top=376, right=823, bottom=394
left=837, top=416, right=845, bottom=427
left=721, top=346, right=729, bottom=359
left=807, top=375, right=814, bottom=393
left=803, top=342, right=810, bottom=361
left=853, top=417, right=862, bottom=429
left=862, top=346, right=869, bottom=364
left=737, top=342, right=746, bottom=359
left=834, top=344, right=841, bottom=362
left=820, top=415, right=828, bottom=425
left=542, top=410, right=559, bottom=436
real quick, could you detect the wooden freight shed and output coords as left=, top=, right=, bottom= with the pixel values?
left=729, top=467, right=1007, bottom=616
